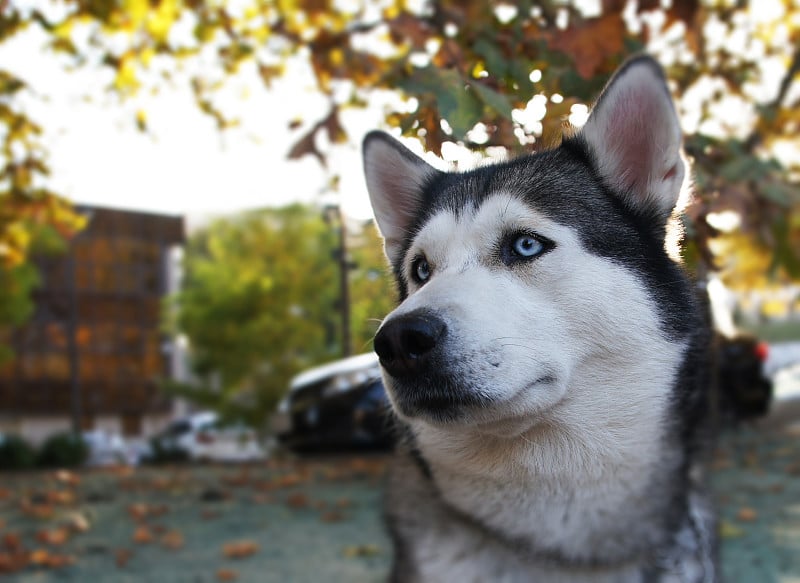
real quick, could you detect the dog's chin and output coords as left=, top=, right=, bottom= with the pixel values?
left=384, top=375, right=561, bottom=437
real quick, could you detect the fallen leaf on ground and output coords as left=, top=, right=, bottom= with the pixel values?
left=161, top=530, right=184, bottom=550
left=29, top=548, right=75, bottom=569
left=286, top=492, right=309, bottom=509
left=343, top=544, right=381, bottom=558
left=217, top=568, right=239, bottom=581
left=3, top=533, right=24, bottom=552
left=61, top=511, right=91, bottom=533
left=0, top=551, right=28, bottom=574
left=719, top=521, right=744, bottom=538
left=133, top=526, right=154, bottom=544
left=115, top=548, right=133, bottom=568
left=222, top=540, right=260, bottom=559
left=736, top=507, right=758, bottom=522
left=321, top=510, right=346, bottom=523
left=36, top=528, right=70, bottom=546
left=54, top=470, right=80, bottom=486
left=21, top=500, right=55, bottom=519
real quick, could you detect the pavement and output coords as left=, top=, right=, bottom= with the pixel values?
left=711, top=353, right=800, bottom=583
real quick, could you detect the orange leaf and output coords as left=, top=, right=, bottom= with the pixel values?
left=547, top=14, right=626, bottom=80
left=133, top=526, right=153, bottom=544
left=36, top=528, right=69, bottom=546
left=286, top=492, right=309, bottom=509
left=115, top=548, right=133, bottom=568
left=217, top=568, right=239, bottom=581
left=737, top=507, right=758, bottom=522
left=222, top=540, right=259, bottom=559
left=160, top=530, right=184, bottom=550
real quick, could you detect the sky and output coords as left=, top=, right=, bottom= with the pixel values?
left=0, top=24, right=389, bottom=227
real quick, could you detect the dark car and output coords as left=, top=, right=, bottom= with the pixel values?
left=714, top=333, right=773, bottom=422
left=276, top=353, right=395, bottom=453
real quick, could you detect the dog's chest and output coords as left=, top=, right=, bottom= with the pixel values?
left=424, top=434, right=679, bottom=564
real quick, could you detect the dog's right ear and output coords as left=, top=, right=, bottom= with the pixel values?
left=362, top=131, right=442, bottom=265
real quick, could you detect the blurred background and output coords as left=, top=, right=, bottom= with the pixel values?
left=0, top=0, right=798, bottom=581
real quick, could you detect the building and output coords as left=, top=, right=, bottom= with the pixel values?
left=0, top=205, right=185, bottom=444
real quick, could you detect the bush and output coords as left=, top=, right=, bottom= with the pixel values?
left=0, top=434, right=37, bottom=470
left=37, top=432, right=89, bottom=468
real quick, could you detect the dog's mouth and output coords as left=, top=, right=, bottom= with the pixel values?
left=383, top=372, right=496, bottom=423
left=384, top=372, right=559, bottom=428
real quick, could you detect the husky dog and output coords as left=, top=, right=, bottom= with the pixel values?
left=362, top=56, right=717, bottom=582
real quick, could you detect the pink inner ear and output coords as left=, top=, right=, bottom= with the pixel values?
left=662, top=164, right=678, bottom=182
left=603, top=91, right=662, bottom=195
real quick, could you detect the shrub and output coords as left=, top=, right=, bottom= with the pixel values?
left=0, top=434, right=37, bottom=470
left=37, top=432, right=89, bottom=468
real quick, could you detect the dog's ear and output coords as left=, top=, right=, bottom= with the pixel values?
left=362, top=131, right=442, bottom=264
left=577, top=56, right=686, bottom=219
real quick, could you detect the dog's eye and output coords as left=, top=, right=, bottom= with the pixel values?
left=501, top=232, right=552, bottom=265
left=411, top=255, right=431, bottom=283
left=512, top=235, right=544, bottom=258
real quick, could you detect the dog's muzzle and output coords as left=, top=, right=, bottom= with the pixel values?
left=374, top=310, right=446, bottom=378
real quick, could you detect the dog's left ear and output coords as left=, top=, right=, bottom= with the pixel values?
left=577, top=56, right=686, bottom=219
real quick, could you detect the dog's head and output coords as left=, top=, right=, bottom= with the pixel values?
left=363, top=57, right=693, bottom=437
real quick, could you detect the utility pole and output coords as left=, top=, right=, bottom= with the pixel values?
left=336, top=205, right=352, bottom=358
left=324, top=204, right=352, bottom=358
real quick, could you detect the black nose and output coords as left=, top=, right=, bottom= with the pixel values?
left=374, top=311, right=446, bottom=377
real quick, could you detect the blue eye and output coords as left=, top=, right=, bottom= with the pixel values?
left=501, top=232, right=552, bottom=265
left=412, top=256, right=431, bottom=283
left=512, top=235, right=544, bottom=258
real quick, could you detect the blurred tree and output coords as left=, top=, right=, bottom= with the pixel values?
left=164, top=203, right=394, bottom=425
left=1, top=0, right=798, bottom=331
left=4, top=3, right=799, bottom=268
left=0, top=72, right=85, bottom=362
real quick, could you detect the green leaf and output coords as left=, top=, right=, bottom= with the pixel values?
left=399, top=68, right=483, bottom=137
left=473, top=38, right=509, bottom=78
left=469, top=81, right=513, bottom=119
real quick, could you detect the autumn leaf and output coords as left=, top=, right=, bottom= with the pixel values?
left=342, top=544, right=381, bottom=558
left=547, top=14, right=626, bottom=80
left=222, top=540, right=260, bottom=559
left=115, top=548, right=133, bottom=568
left=320, top=510, right=346, bottom=523
left=736, top=507, right=758, bottom=522
left=217, top=568, right=239, bottom=581
left=160, top=530, right=185, bottom=550
left=286, top=492, right=309, bottom=509
left=36, top=528, right=70, bottom=546
left=133, top=525, right=154, bottom=544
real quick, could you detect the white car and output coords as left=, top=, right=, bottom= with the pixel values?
left=83, top=430, right=146, bottom=466
left=148, top=412, right=268, bottom=463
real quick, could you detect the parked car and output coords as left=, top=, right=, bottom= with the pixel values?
left=714, top=333, right=773, bottom=422
left=277, top=353, right=395, bottom=453
left=144, top=411, right=268, bottom=463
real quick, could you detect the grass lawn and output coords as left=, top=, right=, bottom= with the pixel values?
left=1, top=419, right=800, bottom=583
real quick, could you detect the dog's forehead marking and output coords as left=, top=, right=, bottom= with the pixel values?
left=408, top=192, right=564, bottom=270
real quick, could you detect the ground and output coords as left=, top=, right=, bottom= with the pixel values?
left=1, top=402, right=799, bottom=582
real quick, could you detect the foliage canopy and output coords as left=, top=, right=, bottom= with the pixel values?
left=1, top=0, right=798, bottom=289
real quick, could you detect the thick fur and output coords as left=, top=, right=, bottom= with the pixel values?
left=363, top=56, right=717, bottom=582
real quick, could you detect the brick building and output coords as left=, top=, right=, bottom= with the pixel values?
left=0, top=205, right=185, bottom=443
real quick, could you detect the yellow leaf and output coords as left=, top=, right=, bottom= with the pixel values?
left=719, top=520, right=744, bottom=538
